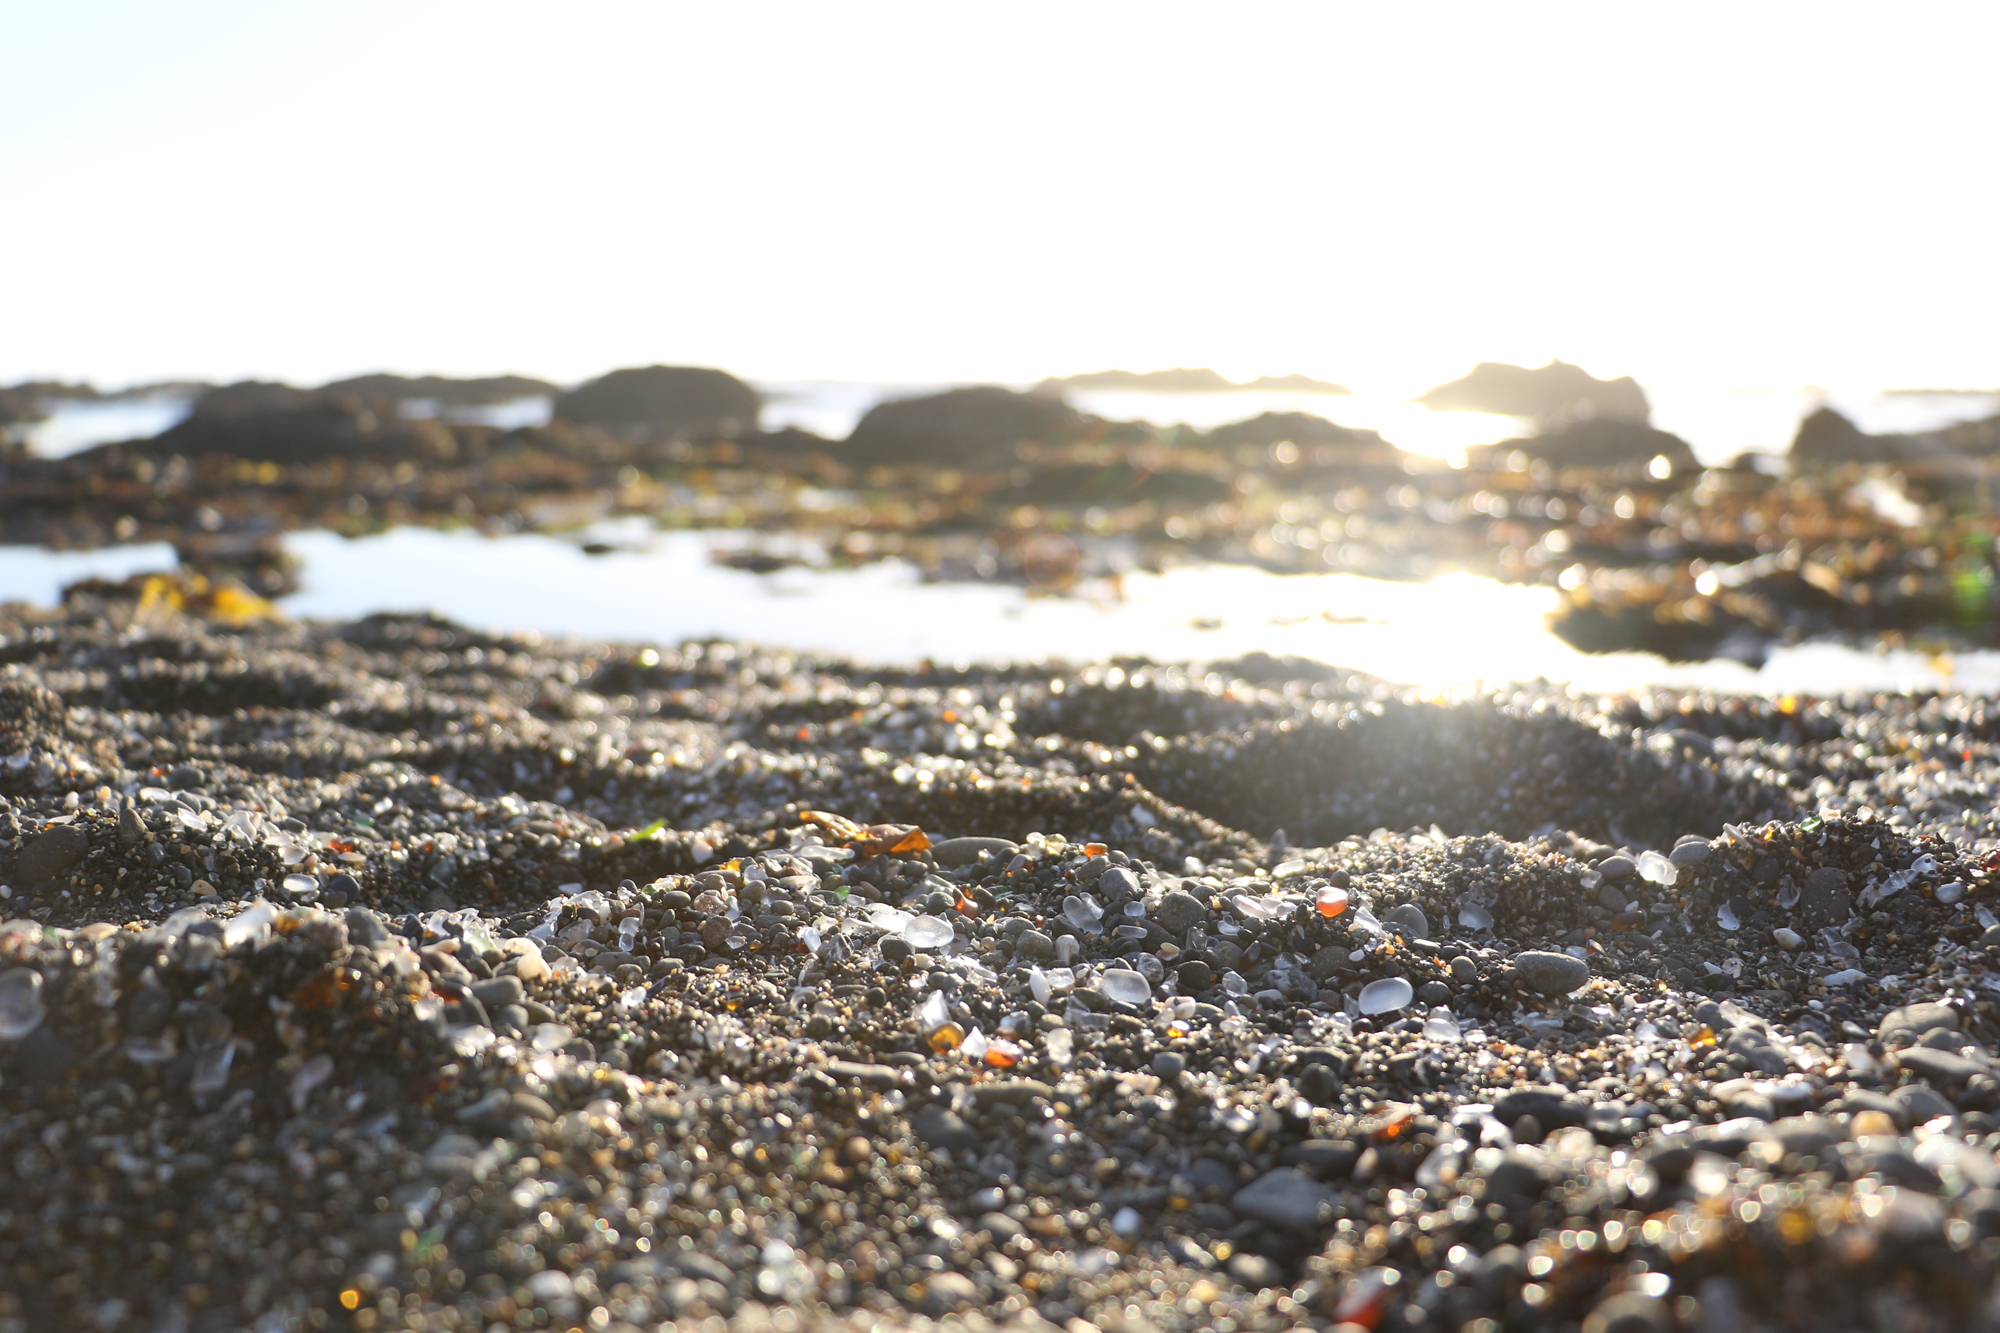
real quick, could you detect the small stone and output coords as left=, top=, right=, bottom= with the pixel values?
left=928, top=837, right=1018, bottom=868
left=1799, top=867, right=1851, bottom=923
left=1669, top=838, right=1712, bottom=868
left=1155, top=889, right=1211, bottom=936
left=1596, top=882, right=1630, bottom=913
left=1096, top=866, right=1141, bottom=900
left=472, top=976, right=525, bottom=1009
left=16, top=825, right=89, bottom=885
left=512, top=952, right=551, bottom=984
left=1597, top=854, right=1636, bottom=880
left=1880, top=1002, right=1958, bottom=1044
left=1514, top=951, right=1592, bottom=995
left=1231, top=1167, right=1336, bottom=1229
left=1175, top=960, right=1214, bottom=991
left=1015, top=929, right=1055, bottom=961
left=911, top=1104, right=982, bottom=1154
left=1416, top=981, right=1451, bottom=1005
left=343, top=907, right=389, bottom=947
left=1448, top=955, right=1477, bottom=982
left=117, top=804, right=146, bottom=844
left=1772, top=927, right=1803, bottom=950
left=1152, top=1051, right=1185, bottom=1078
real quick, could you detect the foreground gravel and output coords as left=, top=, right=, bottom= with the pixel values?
left=9, top=606, right=2000, bottom=1332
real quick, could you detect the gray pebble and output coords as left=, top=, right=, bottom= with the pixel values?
left=1154, top=889, right=1211, bottom=936
left=17, top=825, right=89, bottom=885
left=1513, top=950, right=1592, bottom=995
left=1015, top=929, right=1055, bottom=961
left=1669, top=837, right=1712, bottom=868
left=1231, top=1167, right=1336, bottom=1229
left=1597, top=854, right=1636, bottom=880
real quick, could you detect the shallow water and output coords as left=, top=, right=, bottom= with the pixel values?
left=4, top=525, right=1994, bottom=693
left=263, top=526, right=2000, bottom=694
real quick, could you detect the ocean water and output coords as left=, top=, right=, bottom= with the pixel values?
left=3, top=526, right=1992, bottom=696
left=269, top=525, right=2000, bottom=694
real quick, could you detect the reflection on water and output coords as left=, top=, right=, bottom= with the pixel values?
left=22, top=396, right=194, bottom=457
left=4, top=525, right=1996, bottom=694
left=271, top=527, right=2000, bottom=694
left=0, top=542, right=180, bottom=605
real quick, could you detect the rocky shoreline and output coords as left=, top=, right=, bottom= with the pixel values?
left=7, top=602, right=2000, bottom=1330
left=8, top=366, right=2000, bottom=665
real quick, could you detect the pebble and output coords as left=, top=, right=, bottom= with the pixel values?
left=1231, top=1167, right=1337, bottom=1229
left=1513, top=950, right=1592, bottom=995
left=1383, top=902, right=1429, bottom=940
left=3, top=609, right=1999, bottom=1331
left=16, top=824, right=88, bottom=884
left=1154, top=888, right=1210, bottom=935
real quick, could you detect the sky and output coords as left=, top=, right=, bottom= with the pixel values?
left=2, top=2, right=1996, bottom=395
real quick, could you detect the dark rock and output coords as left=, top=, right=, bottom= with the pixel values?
left=1419, top=359, right=1650, bottom=424
left=1896, top=1046, right=1987, bottom=1091
left=1472, top=420, right=1698, bottom=473
left=1880, top=1001, right=1958, bottom=1044
left=1493, top=1088, right=1589, bottom=1129
left=319, top=373, right=556, bottom=408
left=1798, top=866, right=1851, bottom=924
left=1173, top=959, right=1214, bottom=991
left=1513, top=950, right=1591, bottom=995
left=1891, top=1083, right=1956, bottom=1125
left=17, top=825, right=88, bottom=885
left=1597, top=854, right=1636, bottom=880
left=1203, top=413, right=1406, bottom=473
left=1015, top=929, right=1055, bottom=961
left=1284, top=1139, right=1361, bottom=1179
left=471, top=976, right=525, bottom=1010
left=1416, top=981, right=1451, bottom=1005
left=845, top=386, right=1084, bottom=465
left=911, top=1104, right=982, bottom=1154
left=552, top=366, right=760, bottom=441
left=1230, top=1168, right=1336, bottom=1229
left=147, top=382, right=458, bottom=464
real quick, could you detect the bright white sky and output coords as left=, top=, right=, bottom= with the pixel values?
left=2, top=2, right=1995, bottom=395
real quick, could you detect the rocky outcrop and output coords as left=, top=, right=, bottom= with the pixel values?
left=1469, top=419, right=1699, bottom=473
left=319, top=373, right=557, bottom=406
left=144, top=382, right=456, bottom=463
left=1790, top=406, right=1998, bottom=470
left=1417, top=360, right=1650, bottom=424
left=1035, top=368, right=1349, bottom=395
left=1205, top=412, right=1407, bottom=471
left=845, top=386, right=1086, bottom=464
left=552, top=366, right=760, bottom=440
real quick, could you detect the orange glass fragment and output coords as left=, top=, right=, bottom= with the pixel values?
left=928, top=1022, right=965, bottom=1053
left=1317, top=887, right=1350, bottom=918
left=1084, top=843, right=1107, bottom=857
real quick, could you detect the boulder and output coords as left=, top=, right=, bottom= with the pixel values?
left=845, top=385, right=1085, bottom=465
left=319, top=373, right=557, bottom=407
left=1416, top=360, right=1650, bottom=424
left=1789, top=406, right=1966, bottom=470
left=552, top=366, right=761, bottom=440
left=1469, top=420, right=1698, bottom=473
left=145, top=381, right=456, bottom=464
